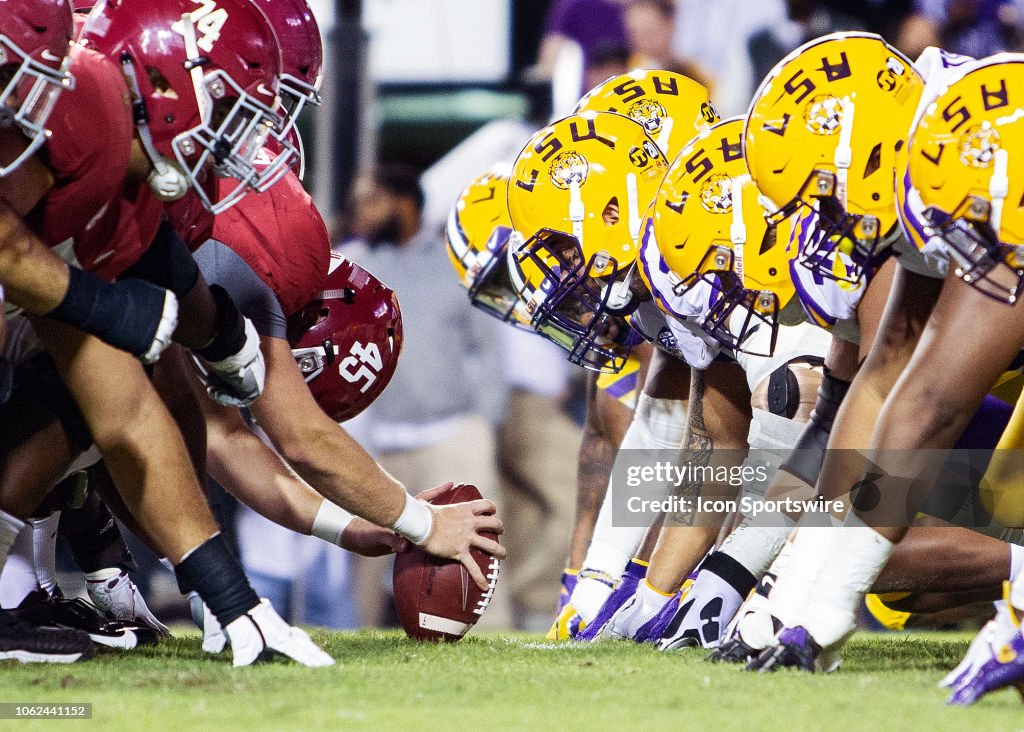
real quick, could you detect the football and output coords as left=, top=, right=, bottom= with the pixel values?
left=392, top=484, right=501, bottom=641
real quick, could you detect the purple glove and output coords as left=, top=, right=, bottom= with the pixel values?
left=576, top=559, right=647, bottom=642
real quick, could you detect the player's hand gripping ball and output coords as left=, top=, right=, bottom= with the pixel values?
left=392, top=484, right=501, bottom=641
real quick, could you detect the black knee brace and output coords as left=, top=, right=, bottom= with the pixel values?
left=777, top=370, right=852, bottom=486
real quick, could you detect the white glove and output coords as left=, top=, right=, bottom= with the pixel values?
left=86, top=569, right=170, bottom=636
left=195, top=318, right=266, bottom=407
left=605, top=580, right=674, bottom=641
left=225, top=599, right=334, bottom=668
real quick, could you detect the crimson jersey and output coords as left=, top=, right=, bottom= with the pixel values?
left=23, top=45, right=133, bottom=255
left=75, top=181, right=164, bottom=280
left=163, top=187, right=215, bottom=251
left=207, top=159, right=329, bottom=315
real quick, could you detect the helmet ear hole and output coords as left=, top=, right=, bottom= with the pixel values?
left=863, top=143, right=882, bottom=178
left=145, top=66, right=178, bottom=100
left=602, top=197, right=620, bottom=225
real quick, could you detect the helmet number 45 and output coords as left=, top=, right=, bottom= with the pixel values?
left=338, top=341, right=383, bottom=393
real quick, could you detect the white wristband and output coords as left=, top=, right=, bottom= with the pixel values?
left=311, top=501, right=355, bottom=546
left=391, top=492, right=434, bottom=545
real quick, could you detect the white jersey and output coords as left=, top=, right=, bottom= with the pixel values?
left=788, top=206, right=868, bottom=327
left=636, top=212, right=830, bottom=381
left=635, top=220, right=723, bottom=369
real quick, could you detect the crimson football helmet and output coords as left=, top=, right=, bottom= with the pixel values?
left=249, top=0, right=320, bottom=181
left=287, top=253, right=403, bottom=422
left=0, top=0, right=75, bottom=176
left=80, top=0, right=284, bottom=213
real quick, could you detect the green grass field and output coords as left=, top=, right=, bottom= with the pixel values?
left=0, top=631, right=1020, bottom=730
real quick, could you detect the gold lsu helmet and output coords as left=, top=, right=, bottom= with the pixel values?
left=642, top=117, right=795, bottom=356
left=574, top=69, right=719, bottom=158
left=745, top=32, right=924, bottom=285
left=908, top=54, right=1024, bottom=304
left=445, top=170, right=533, bottom=327
left=507, top=110, right=669, bottom=372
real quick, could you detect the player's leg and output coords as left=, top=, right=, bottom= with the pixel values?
left=552, top=348, right=689, bottom=638
left=29, top=319, right=333, bottom=667
left=760, top=269, right=1024, bottom=671
left=603, top=361, right=750, bottom=641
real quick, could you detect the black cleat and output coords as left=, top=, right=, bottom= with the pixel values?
left=0, top=608, right=93, bottom=664
left=746, top=626, right=821, bottom=673
left=15, top=590, right=158, bottom=650
left=708, top=637, right=760, bottom=664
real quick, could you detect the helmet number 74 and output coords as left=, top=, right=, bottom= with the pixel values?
left=339, top=341, right=383, bottom=393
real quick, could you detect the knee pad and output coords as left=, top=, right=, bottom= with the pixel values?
left=623, top=394, right=688, bottom=451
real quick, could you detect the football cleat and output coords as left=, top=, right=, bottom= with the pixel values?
left=747, top=626, right=821, bottom=673
left=546, top=603, right=586, bottom=641
left=947, top=631, right=1024, bottom=705
left=548, top=569, right=616, bottom=640
left=709, top=572, right=779, bottom=662
left=197, top=318, right=267, bottom=407
left=604, top=580, right=676, bottom=642
left=658, top=564, right=748, bottom=651
left=86, top=569, right=170, bottom=637
left=225, top=599, right=334, bottom=667
left=556, top=569, right=579, bottom=616
left=576, top=559, right=646, bottom=642
left=941, top=599, right=1018, bottom=691
left=0, top=608, right=93, bottom=664
left=15, top=590, right=158, bottom=650
left=708, top=635, right=762, bottom=664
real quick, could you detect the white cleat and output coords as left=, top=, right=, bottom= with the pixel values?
left=225, top=600, right=334, bottom=668
left=87, top=569, right=170, bottom=636
left=940, top=599, right=1018, bottom=690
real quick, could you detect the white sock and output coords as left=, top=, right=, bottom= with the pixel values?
left=767, top=526, right=834, bottom=628
left=29, top=511, right=60, bottom=596
left=0, top=510, right=26, bottom=578
left=802, top=526, right=895, bottom=647
left=1010, top=546, right=1024, bottom=610
left=0, top=524, right=37, bottom=608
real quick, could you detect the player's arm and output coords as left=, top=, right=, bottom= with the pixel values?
left=646, top=361, right=752, bottom=593
left=568, top=370, right=637, bottom=567
left=248, top=335, right=505, bottom=587
left=202, top=392, right=404, bottom=557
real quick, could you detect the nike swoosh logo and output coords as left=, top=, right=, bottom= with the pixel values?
left=41, top=49, right=63, bottom=63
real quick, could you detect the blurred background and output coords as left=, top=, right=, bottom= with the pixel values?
left=54, top=0, right=1024, bottom=633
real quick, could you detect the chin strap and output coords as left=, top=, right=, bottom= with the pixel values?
left=730, top=175, right=750, bottom=285
left=120, top=52, right=190, bottom=201
left=569, top=180, right=585, bottom=246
